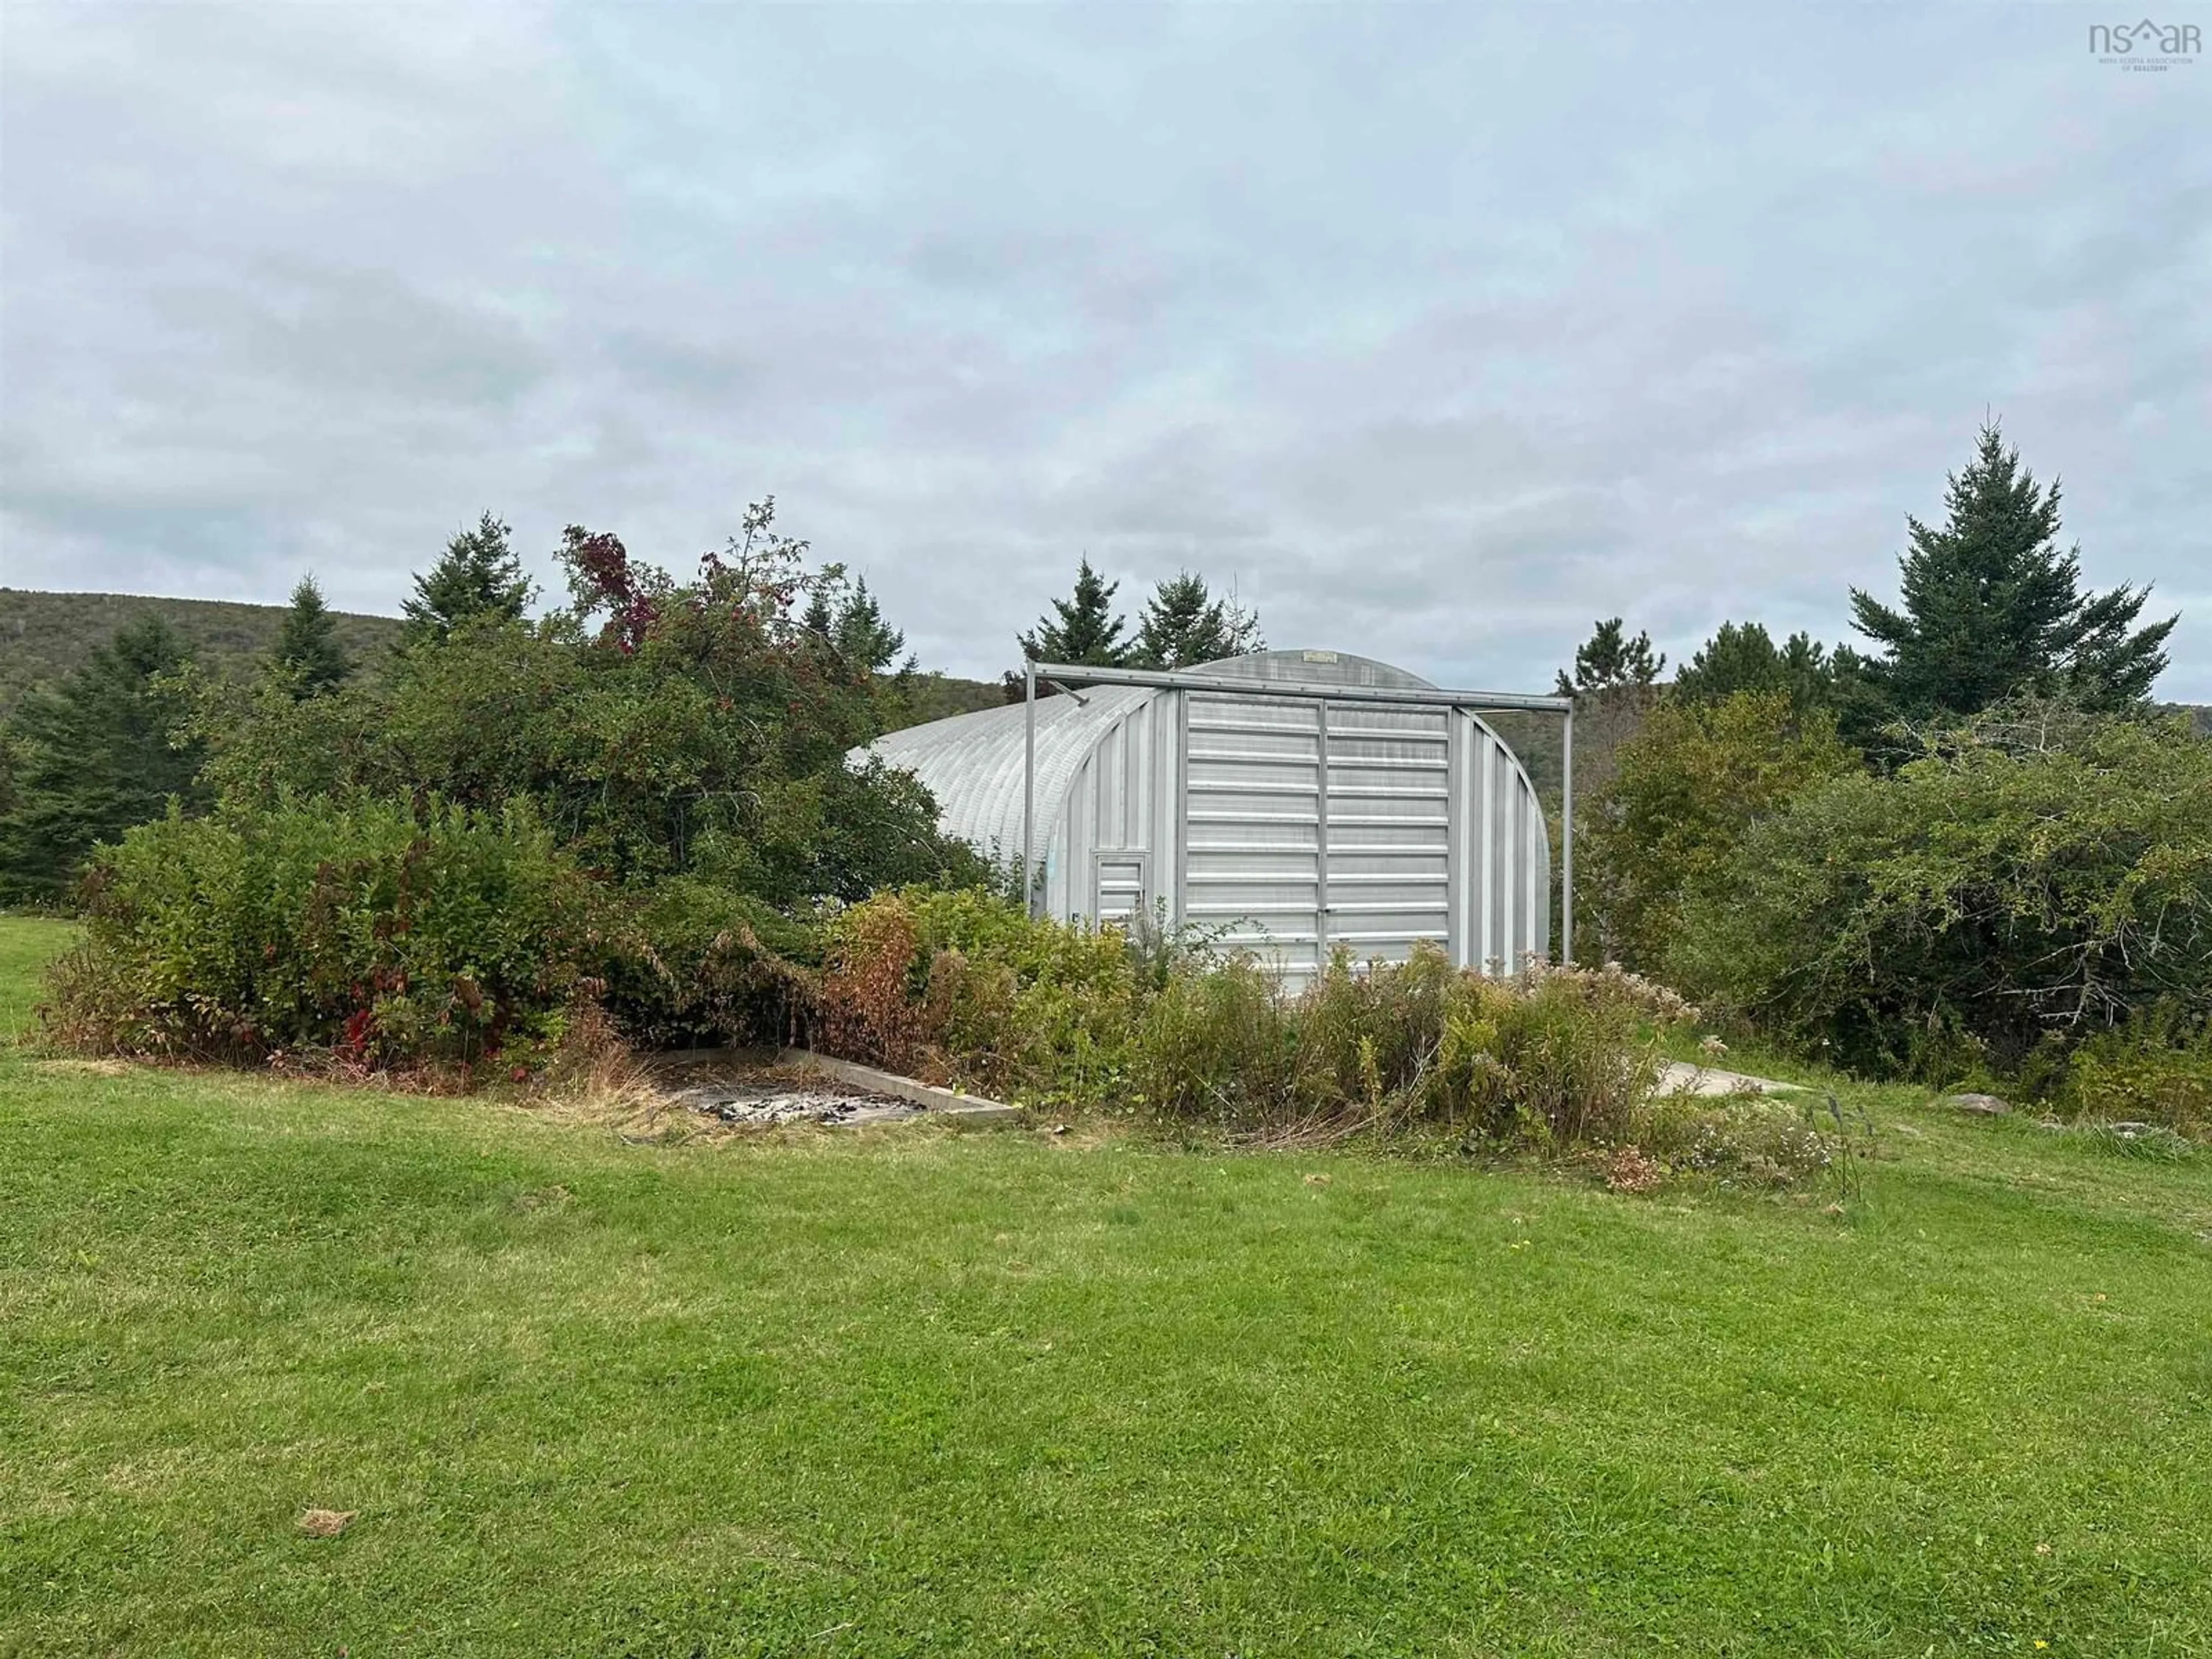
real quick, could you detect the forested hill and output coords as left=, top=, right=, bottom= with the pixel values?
left=4, top=585, right=2194, bottom=735
left=0, top=587, right=1005, bottom=729
left=0, top=589, right=404, bottom=716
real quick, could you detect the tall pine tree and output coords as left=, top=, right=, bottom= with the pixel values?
left=801, top=572, right=911, bottom=676
left=1672, top=620, right=1834, bottom=714
left=271, top=575, right=351, bottom=697
left=402, top=512, right=533, bottom=646
left=1848, top=423, right=2176, bottom=721
left=1555, top=618, right=1665, bottom=696
left=1018, top=557, right=1131, bottom=668
left=1132, top=572, right=1264, bottom=668
left=834, top=578, right=911, bottom=675
left=0, top=617, right=207, bottom=903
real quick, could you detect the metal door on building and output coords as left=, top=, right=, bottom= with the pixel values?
left=1321, top=700, right=1451, bottom=966
left=1179, top=689, right=1455, bottom=981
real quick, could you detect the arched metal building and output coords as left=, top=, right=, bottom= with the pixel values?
left=862, top=650, right=1563, bottom=983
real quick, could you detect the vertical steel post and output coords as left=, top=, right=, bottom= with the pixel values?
left=1022, top=658, right=1037, bottom=919
left=1560, top=702, right=1575, bottom=965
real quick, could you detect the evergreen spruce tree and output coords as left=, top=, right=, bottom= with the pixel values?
left=1849, top=423, right=2176, bottom=721
left=1672, top=620, right=1834, bottom=714
left=401, top=512, right=534, bottom=646
left=1133, top=572, right=1265, bottom=668
left=835, top=578, right=912, bottom=675
left=801, top=573, right=911, bottom=678
left=1555, top=618, right=1665, bottom=696
left=1017, top=557, right=1132, bottom=668
left=0, top=616, right=207, bottom=903
left=271, top=575, right=351, bottom=696
left=800, top=586, right=836, bottom=644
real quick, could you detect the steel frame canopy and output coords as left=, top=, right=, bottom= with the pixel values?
left=1021, top=658, right=1579, bottom=964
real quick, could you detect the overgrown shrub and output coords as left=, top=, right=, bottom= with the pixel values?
left=2060, top=1005, right=2212, bottom=1135
left=41, top=794, right=611, bottom=1069
left=1169, top=951, right=1692, bottom=1146
left=1129, top=954, right=1299, bottom=1120
left=813, top=891, right=1703, bottom=1153
left=605, top=876, right=819, bottom=1050
left=1578, top=690, right=1859, bottom=975
left=815, top=887, right=1139, bottom=1105
left=118, top=500, right=995, bottom=1064
left=1406, top=961, right=1687, bottom=1147
left=1673, top=704, right=2212, bottom=1078
left=1629, top=1093, right=1846, bottom=1190
left=194, top=507, right=988, bottom=905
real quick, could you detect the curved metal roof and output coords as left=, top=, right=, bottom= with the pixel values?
left=1185, top=648, right=1435, bottom=692
left=864, top=683, right=1154, bottom=865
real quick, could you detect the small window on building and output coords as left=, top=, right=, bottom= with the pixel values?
left=1093, top=850, right=1149, bottom=926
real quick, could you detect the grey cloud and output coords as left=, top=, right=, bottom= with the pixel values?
left=143, top=264, right=551, bottom=410
left=1, top=3, right=2205, bottom=699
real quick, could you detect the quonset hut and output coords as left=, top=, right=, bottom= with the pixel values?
left=861, top=650, right=1564, bottom=985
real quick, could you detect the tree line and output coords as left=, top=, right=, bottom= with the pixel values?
left=1553, top=421, right=2175, bottom=736
left=0, top=505, right=928, bottom=910
left=1554, top=423, right=2202, bottom=1116
left=1, top=419, right=2184, bottom=911
left=999, top=559, right=1264, bottom=696
left=6, top=419, right=2204, bottom=1126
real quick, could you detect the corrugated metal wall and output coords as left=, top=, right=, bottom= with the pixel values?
left=1456, top=710, right=1551, bottom=972
left=860, top=650, right=1551, bottom=982
left=1183, top=687, right=1324, bottom=969
left=1325, top=699, right=1455, bottom=966
left=1172, top=689, right=1546, bottom=982
left=1047, top=688, right=1180, bottom=926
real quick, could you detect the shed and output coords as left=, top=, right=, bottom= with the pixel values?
left=861, top=649, right=1566, bottom=983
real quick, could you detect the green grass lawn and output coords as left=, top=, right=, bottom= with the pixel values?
left=0, top=915, right=70, bottom=1039
left=3, top=912, right=2209, bottom=1656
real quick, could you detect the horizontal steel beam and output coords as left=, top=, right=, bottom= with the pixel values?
left=1027, top=660, right=1573, bottom=713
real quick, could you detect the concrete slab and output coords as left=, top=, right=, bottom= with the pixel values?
left=1654, top=1060, right=1805, bottom=1097
left=776, top=1050, right=1026, bottom=1126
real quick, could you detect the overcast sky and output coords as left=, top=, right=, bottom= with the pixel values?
left=3, top=4, right=2207, bottom=696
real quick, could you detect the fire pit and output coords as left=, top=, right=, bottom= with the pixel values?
left=668, top=1077, right=925, bottom=1128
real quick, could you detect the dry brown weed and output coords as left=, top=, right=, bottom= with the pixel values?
left=298, top=1508, right=356, bottom=1539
